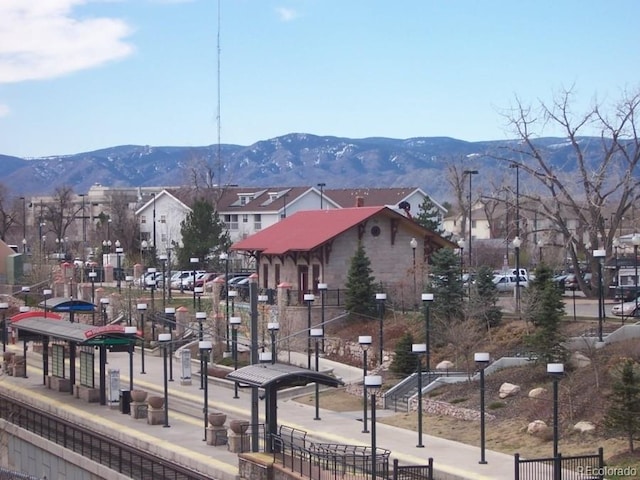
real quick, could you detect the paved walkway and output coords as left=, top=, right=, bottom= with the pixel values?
left=5, top=344, right=520, bottom=480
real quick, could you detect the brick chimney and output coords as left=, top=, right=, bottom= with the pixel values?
left=355, top=196, right=364, bottom=207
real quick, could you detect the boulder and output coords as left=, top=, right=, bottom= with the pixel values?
left=499, top=382, right=521, bottom=399
left=528, top=387, right=547, bottom=399
left=436, top=360, right=454, bottom=371
left=527, top=420, right=548, bottom=435
left=573, top=421, right=596, bottom=433
left=570, top=352, right=591, bottom=369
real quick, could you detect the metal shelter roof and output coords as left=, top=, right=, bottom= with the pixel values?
left=225, top=362, right=344, bottom=389
left=39, top=297, right=96, bottom=312
left=10, top=315, right=139, bottom=344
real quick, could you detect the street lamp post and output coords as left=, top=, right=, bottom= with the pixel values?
left=190, top=257, right=199, bottom=309
left=365, top=375, right=382, bottom=480
left=230, top=316, right=241, bottom=399
left=100, top=297, right=110, bottom=326
left=21, top=286, right=30, bottom=307
left=196, top=311, right=207, bottom=389
left=358, top=335, right=372, bottom=433
left=410, top=237, right=418, bottom=309
left=268, top=322, right=279, bottom=364
left=126, top=276, right=134, bottom=325
left=317, top=182, right=326, bottom=209
left=632, top=234, right=640, bottom=317
left=20, top=196, right=26, bottom=253
left=89, top=270, right=98, bottom=325
left=538, top=239, right=545, bottom=264
left=457, top=239, right=466, bottom=297
left=317, top=283, right=327, bottom=352
left=613, top=238, right=624, bottom=324
left=0, top=303, right=8, bottom=352
left=304, top=293, right=315, bottom=369
left=159, top=332, right=171, bottom=428
left=125, top=326, right=137, bottom=392
left=593, top=249, right=606, bottom=342
left=194, top=287, right=204, bottom=311
left=258, top=294, right=269, bottom=347
left=412, top=343, right=427, bottom=448
left=227, top=289, right=238, bottom=355
left=159, top=254, right=168, bottom=309
left=147, top=268, right=157, bottom=314
left=547, top=362, right=564, bottom=480
left=513, top=236, right=522, bottom=313
left=375, top=293, right=386, bottom=365
left=165, top=307, right=175, bottom=381
left=199, top=340, right=212, bottom=441
left=421, top=293, right=434, bottom=379
left=474, top=352, right=490, bottom=464
left=137, top=303, right=148, bottom=374
left=220, top=252, right=230, bottom=352
left=463, top=169, right=479, bottom=269
left=43, top=288, right=52, bottom=319
left=311, top=328, right=324, bottom=420
left=115, top=241, right=123, bottom=293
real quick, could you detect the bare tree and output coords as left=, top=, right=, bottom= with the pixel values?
left=42, top=186, right=81, bottom=245
left=109, top=191, right=140, bottom=256
left=0, top=184, right=19, bottom=241
left=501, top=88, right=640, bottom=294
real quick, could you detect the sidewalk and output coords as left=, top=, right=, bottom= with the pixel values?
left=6, top=344, right=518, bottom=480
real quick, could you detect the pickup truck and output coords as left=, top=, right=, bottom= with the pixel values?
left=492, top=274, right=529, bottom=292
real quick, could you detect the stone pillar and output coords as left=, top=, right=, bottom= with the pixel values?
left=104, top=264, right=114, bottom=283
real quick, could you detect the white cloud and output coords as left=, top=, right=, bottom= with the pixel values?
left=0, top=1, right=134, bottom=84
left=276, top=7, right=299, bottom=22
left=0, top=104, right=10, bottom=117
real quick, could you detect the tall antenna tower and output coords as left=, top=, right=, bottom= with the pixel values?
left=216, top=0, right=222, bottom=188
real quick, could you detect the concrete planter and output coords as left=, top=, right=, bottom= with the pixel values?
left=147, top=396, right=164, bottom=410
left=208, top=412, right=227, bottom=427
left=131, top=390, right=148, bottom=403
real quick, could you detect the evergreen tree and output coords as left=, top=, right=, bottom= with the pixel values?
left=177, top=199, right=231, bottom=269
left=390, top=332, right=417, bottom=376
left=429, top=248, right=464, bottom=323
left=470, top=265, right=502, bottom=331
left=524, top=264, right=567, bottom=363
left=344, top=243, right=376, bottom=316
left=415, top=196, right=449, bottom=238
left=604, top=358, right=640, bottom=452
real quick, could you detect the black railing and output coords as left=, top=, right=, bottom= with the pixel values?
left=0, top=467, right=42, bottom=480
left=271, top=425, right=389, bottom=479
left=515, top=448, right=604, bottom=480
left=392, top=458, right=434, bottom=480
left=0, top=393, right=212, bottom=480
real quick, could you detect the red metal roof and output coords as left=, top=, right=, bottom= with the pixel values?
left=231, top=206, right=387, bottom=255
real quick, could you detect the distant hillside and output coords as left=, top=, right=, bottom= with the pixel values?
left=2, top=134, right=602, bottom=201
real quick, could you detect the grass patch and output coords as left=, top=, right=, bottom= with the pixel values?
left=488, top=401, right=506, bottom=410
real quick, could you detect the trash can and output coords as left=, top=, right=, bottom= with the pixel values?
left=119, top=389, right=131, bottom=414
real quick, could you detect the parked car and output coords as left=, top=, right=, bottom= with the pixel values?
left=611, top=296, right=640, bottom=317
left=614, top=285, right=640, bottom=302
left=195, top=272, right=218, bottom=288
left=137, top=271, right=163, bottom=288
left=492, top=274, right=528, bottom=293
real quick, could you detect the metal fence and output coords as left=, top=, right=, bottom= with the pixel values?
left=515, top=448, right=604, bottom=480
left=0, top=393, right=211, bottom=480
left=0, top=467, right=43, bottom=480
left=271, top=425, right=389, bottom=479
left=392, top=458, right=434, bottom=480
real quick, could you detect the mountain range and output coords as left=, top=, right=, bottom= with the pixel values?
left=2, top=133, right=592, bottom=202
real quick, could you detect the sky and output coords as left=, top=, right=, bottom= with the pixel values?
left=1, top=0, right=640, bottom=158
